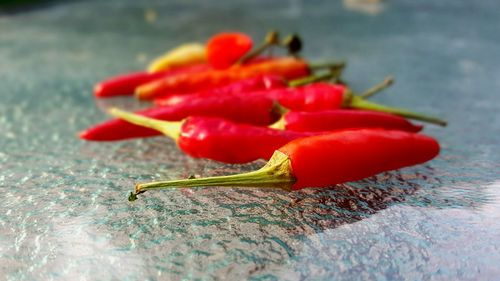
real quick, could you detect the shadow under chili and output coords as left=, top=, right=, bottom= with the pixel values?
left=282, top=166, right=444, bottom=234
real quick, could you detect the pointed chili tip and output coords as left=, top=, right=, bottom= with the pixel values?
left=414, top=124, right=424, bottom=132
left=78, top=130, right=90, bottom=140
left=93, top=84, right=104, bottom=97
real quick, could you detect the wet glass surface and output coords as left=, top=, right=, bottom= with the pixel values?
left=1, top=0, right=500, bottom=279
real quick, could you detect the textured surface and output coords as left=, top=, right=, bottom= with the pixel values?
left=1, top=0, right=500, bottom=280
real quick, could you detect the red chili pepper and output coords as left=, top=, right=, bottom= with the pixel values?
left=273, top=109, right=423, bottom=132
left=79, top=94, right=281, bottom=141
left=206, top=32, right=253, bottom=69
left=256, top=83, right=445, bottom=125
left=153, top=69, right=344, bottom=106
left=135, top=57, right=310, bottom=100
left=81, top=82, right=445, bottom=141
left=93, top=64, right=210, bottom=98
left=129, top=129, right=440, bottom=200
left=109, top=108, right=313, bottom=164
left=154, top=75, right=287, bottom=106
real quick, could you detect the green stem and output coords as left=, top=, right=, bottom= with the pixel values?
left=108, top=108, right=182, bottom=141
left=308, top=61, right=346, bottom=71
left=238, top=30, right=280, bottom=64
left=348, top=95, right=447, bottom=126
left=288, top=64, right=345, bottom=87
left=359, top=76, right=394, bottom=99
left=130, top=151, right=295, bottom=201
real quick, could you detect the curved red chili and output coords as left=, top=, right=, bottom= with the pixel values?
left=135, top=57, right=310, bottom=100
left=178, top=117, right=311, bottom=163
left=94, top=64, right=210, bottom=98
left=130, top=129, right=440, bottom=200
left=108, top=108, right=312, bottom=164
left=278, top=109, right=423, bottom=132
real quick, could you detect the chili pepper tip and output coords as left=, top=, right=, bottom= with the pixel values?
left=78, top=130, right=90, bottom=140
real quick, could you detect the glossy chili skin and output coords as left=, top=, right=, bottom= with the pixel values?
left=278, top=129, right=440, bottom=190
left=136, top=57, right=310, bottom=100
left=93, top=64, right=210, bottom=98
left=80, top=94, right=280, bottom=141
left=271, top=83, right=346, bottom=111
left=154, top=75, right=287, bottom=106
left=178, top=117, right=313, bottom=164
left=284, top=109, right=423, bottom=132
left=158, top=82, right=346, bottom=111
left=206, top=32, right=253, bottom=69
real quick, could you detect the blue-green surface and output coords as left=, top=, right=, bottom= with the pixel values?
left=1, top=0, right=500, bottom=280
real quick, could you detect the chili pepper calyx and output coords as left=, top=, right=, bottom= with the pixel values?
left=131, top=151, right=295, bottom=199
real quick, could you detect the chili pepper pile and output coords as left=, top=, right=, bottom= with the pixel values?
left=80, top=30, right=446, bottom=200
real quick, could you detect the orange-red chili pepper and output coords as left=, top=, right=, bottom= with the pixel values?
left=93, top=64, right=210, bottom=98
left=272, top=109, right=423, bottom=132
left=109, top=108, right=313, bottom=164
left=206, top=32, right=253, bottom=69
left=129, top=129, right=440, bottom=200
left=135, top=57, right=310, bottom=100
left=154, top=74, right=286, bottom=106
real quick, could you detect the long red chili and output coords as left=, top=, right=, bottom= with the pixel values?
left=129, top=129, right=440, bottom=200
left=273, top=109, right=423, bottom=132
left=154, top=75, right=287, bottom=106
left=153, top=69, right=344, bottom=106
left=94, top=64, right=210, bottom=98
left=109, top=108, right=313, bottom=164
left=79, top=94, right=281, bottom=141
left=135, top=57, right=310, bottom=100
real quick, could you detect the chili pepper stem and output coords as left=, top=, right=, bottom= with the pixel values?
left=348, top=95, right=447, bottom=126
left=308, top=61, right=346, bottom=71
left=238, top=30, right=280, bottom=64
left=288, top=64, right=345, bottom=87
left=108, top=108, right=182, bottom=141
left=130, top=151, right=295, bottom=201
left=359, top=76, right=394, bottom=99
